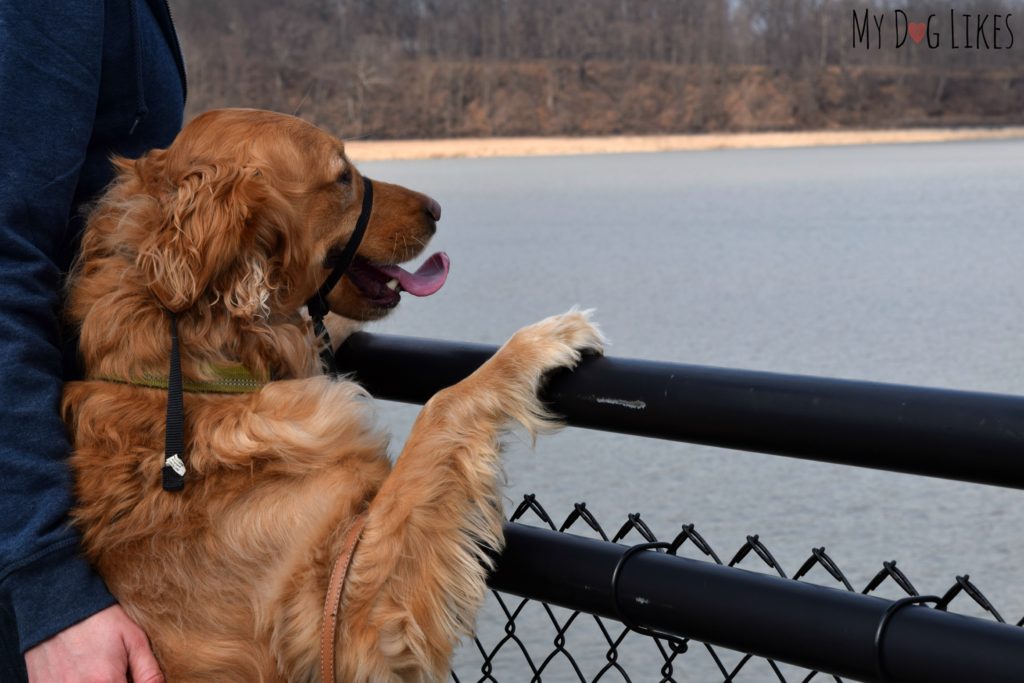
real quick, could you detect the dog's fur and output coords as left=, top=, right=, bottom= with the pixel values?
left=61, top=108, right=602, bottom=682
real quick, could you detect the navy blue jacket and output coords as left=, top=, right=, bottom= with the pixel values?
left=0, top=1, right=185, bottom=676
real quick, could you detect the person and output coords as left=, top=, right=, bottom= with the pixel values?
left=0, top=1, right=187, bottom=680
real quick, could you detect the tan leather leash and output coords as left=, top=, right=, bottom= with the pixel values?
left=320, top=513, right=369, bottom=683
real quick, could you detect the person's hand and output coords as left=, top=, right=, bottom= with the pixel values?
left=24, top=604, right=164, bottom=683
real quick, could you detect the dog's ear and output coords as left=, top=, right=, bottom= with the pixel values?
left=213, top=169, right=305, bottom=320
left=135, top=158, right=269, bottom=313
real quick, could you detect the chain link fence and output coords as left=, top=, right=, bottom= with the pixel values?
left=333, top=334, right=1024, bottom=681
left=450, top=494, right=1020, bottom=683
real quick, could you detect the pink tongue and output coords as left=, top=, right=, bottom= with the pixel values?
left=378, top=252, right=450, bottom=297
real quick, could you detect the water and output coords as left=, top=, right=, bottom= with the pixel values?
left=356, top=140, right=1024, bottom=681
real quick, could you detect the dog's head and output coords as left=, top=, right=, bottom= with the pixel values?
left=120, top=108, right=446, bottom=324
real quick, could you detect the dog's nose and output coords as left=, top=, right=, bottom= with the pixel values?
left=424, top=196, right=442, bottom=222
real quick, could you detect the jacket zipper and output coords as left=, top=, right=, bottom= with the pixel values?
left=159, top=0, right=188, bottom=105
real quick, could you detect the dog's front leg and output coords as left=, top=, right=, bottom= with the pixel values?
left=335, top=309, right=603, bottom=682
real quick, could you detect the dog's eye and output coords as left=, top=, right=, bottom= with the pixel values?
left=337, top=168, right=353, bottom=186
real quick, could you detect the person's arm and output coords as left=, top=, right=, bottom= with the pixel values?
left=0, top=4, right=160, bottom=680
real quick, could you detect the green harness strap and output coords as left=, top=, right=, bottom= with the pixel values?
left=95, top=363, right=265, bottom=394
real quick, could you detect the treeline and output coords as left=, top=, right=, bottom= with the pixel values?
left=173, top=0, right=1024, bottom=138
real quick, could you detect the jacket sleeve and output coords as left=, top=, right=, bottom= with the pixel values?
left=0, top=2, right=117, bottom=653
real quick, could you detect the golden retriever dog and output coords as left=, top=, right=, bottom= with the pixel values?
left=62, top=108, right=603, bottom=682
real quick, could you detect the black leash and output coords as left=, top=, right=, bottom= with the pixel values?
left=162, top=310, right=186, bottom=491
left=306, top=176, right=374, bottom=374
left=159, top=177, right=373, bottom=491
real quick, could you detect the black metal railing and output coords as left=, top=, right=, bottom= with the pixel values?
left=334, top=332, right=1024, bottom=682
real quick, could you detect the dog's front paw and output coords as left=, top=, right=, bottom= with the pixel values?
left=483, top=308, right=603, bottom=436
left=509, top=307, right=605, bottom=373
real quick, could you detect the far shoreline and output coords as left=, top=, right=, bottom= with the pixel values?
left=345, top=126, right=1024, bottom=162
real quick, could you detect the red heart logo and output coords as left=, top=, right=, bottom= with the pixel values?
left=908, top=22, right=927, bottom=44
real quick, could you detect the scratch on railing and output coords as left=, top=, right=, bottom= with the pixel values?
left=589, top=395, right=647, bottom=410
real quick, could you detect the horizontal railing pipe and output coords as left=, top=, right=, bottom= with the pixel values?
left=490, top=523, right=1024, bottom=683
left=334, top=332, right=1024, bottom=490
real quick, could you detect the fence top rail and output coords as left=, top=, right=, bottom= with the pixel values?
left=335, top=332, right=1024, bottom=490
left=490, top=520, right=1024, bottom=683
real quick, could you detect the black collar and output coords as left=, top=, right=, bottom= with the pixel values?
left=305, top=176, right=374, bottom=374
